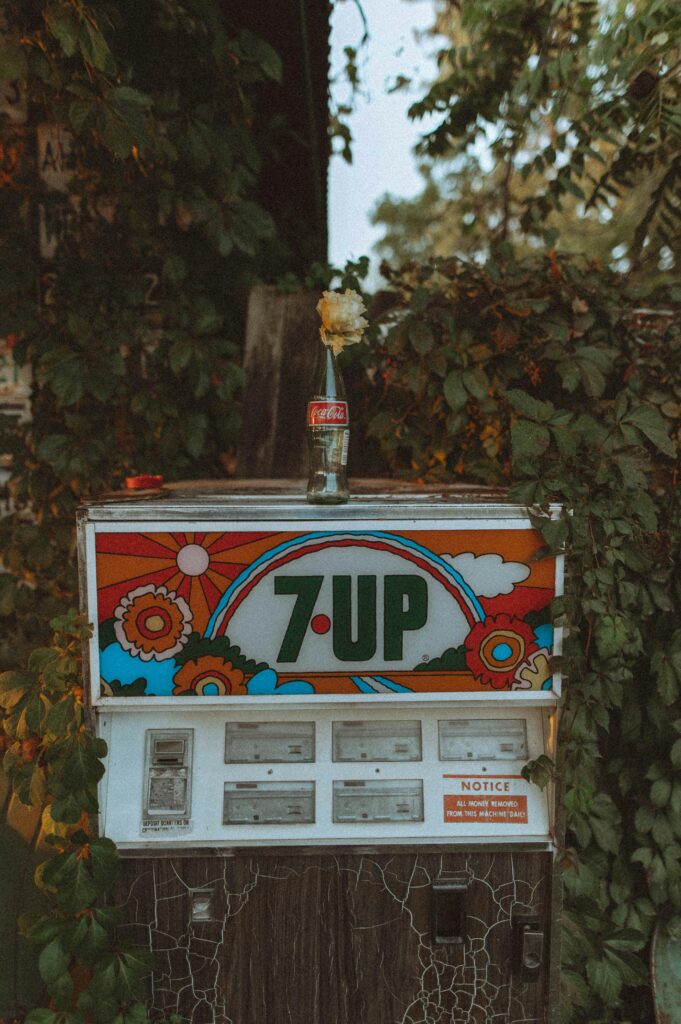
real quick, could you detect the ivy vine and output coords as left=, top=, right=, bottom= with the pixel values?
left=367, top=253, right=679, bottom=1022
left=0, top=3, right=286, bottom=1021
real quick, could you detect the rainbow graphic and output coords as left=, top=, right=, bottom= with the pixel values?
left=205, top=531, right=487, bottom=639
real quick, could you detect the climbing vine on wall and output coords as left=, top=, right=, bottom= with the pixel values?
left=1, top=612, right=155, bottom=1024
left=0, top=0, right=283, bottom=663
left=0, top=2, right=285, bottom=1020
left=367, top=253, right=680, bottom=1022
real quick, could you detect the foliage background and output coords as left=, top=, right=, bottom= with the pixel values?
left=0, top=1, right=316, bottom=1020
left=372, top=0, right=681, bottom=290
left=0, top=2, right=679, bottom=1024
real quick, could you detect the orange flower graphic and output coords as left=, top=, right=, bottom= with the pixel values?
left=464, top=614, right=538, bottom=690
left=114, top=584, right=192, bottom=661
left=173, top=657, right=247, bottom=696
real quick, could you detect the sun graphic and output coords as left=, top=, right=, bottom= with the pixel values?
left=95, top=530, right=276, bottom=635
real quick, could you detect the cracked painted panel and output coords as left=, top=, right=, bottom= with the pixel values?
left=118, top=852, right=551, bottom=1024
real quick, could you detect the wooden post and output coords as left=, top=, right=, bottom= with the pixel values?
left=238, top=285, right=319, bottom=479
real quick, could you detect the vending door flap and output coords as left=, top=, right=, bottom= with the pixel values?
left=438, top=719, right=528, bottom=761
left=332, top=779, right=424, bottom=823
left=223, top=781, right=315, bottom=825
left=225, top=721, right=315, bottom=763
left=332, top=720, right=422, bottom=762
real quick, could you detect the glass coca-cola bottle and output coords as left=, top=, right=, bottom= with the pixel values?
left=306, top=345, right=350, bottom=504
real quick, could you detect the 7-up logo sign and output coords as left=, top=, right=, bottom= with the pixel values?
left=218, top=535, right=477, bottom=673
left=274, top=574, right=427, bottom=663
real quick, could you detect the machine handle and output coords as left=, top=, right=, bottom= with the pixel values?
left=432, top=881, right=468, bottom=945
left=512, top=914, right=544, bottom=981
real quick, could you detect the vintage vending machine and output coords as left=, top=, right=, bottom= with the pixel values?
left=78, top=483, right=563, bottom=1024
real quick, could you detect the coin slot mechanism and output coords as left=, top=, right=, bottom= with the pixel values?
left=190, top=887, right=218, bottom=923
left=152, top=737, right=186, bottom=766
left=223, top=781, right=315, bottom=825
left=332, top=720, right=422, bottom=762
left=332, top=779, right=423, bottom=823
left=144, top=729, right=193, bottom=819
left=225, top=721, right=315, bottom=763
left=438, top=719, right=528, bottom=761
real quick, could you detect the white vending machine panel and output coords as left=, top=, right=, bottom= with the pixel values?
left=99, top=706, right=555, bottom=848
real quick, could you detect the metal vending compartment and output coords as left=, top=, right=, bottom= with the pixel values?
left=223, top=781, right=316, bottom=825
left=332, top=719, right=422, bottom=761
left=79, top=487, right=563, bottom=1022
left=332, top=779, right=424, bottom=823
left=438, top=718, right=529, bottom=760
left=225, top=721, right=315, bottom=763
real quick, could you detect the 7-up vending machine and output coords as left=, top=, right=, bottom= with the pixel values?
left=78, top=483, right=563, bottom=1024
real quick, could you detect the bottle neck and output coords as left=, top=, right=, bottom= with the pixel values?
left=316, top=345, right=346, bottom=400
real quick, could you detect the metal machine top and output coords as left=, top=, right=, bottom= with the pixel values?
left=79, top=478, right=545, bottom=523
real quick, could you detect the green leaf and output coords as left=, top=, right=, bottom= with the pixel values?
left=604, top=946, right=648, bottom=985
left=511, top=420, right=550, bottom=464
left=651, top=778, right=671, bottom=807
left=227, top=200, right=274, bottom=254
left=39, top=937, right=70, bottom=984
left=521, top=754, right=555, bottom=790
left=169, top=338, right=193, bottom=374
left=577, top=358, right=606, bottom=397
left=671, top=739, right=681, bottom=768
left=234, top=30, right=282, bottom=82
left=62, top=735, right=105, bottom=790
left=109, top=86, right=152, bottom=107
left=653, top=649, right=680, bottom=705
left=46, top=9, right=80, bottom=56
left=25, top=1011, right=59, bottom=1024
left=595, top=615, right=629, bottom=660
left=181, top=412, right=208, bottom=458
left=409, top=320, right=434, bottom=355
left=443, top=370, right=468, bottom=411
left=586, top=954, right=622, bottom=1004
left=623, top=405, right=676, bottom=457
left=539, top=516, right=567, bottom=550
left=49, top=969, right=74, bottom=1009
left=69, top=98, right=98, bottom=133
left=43, top=353, right=85, bottom=407
left=603, top=928, right=645, bottom=952
left=45, top=852, right=98, bottom=911
left=0, top=669, right=35, bottom=707
left=29, top=765, right=47, bottom=807
left=79, top=21, right=116, bottom=74
left=90, top=838, right=120, bottom=891
left=46, top=696, right=76, bottom=738
left=463, top=365, right=489, bottom=399
left=504, top=388, right=555, bottom=422
left=589, top=813, right=620, bottom=853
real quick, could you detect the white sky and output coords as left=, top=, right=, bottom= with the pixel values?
left=328, top=0, right=441, bottom=274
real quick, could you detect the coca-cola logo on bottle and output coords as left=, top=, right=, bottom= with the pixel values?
left=308, top=401, right=349, bottom=426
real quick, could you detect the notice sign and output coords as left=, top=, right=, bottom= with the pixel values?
left=444, top=793, right=528, bottom=824
left=443, top=775, right=529, bottom=826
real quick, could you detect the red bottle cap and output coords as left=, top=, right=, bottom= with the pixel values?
left=125, top=474, right=164, bottom=490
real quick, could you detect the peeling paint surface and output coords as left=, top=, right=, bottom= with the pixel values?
left=119, top=852, right=551, bottom=1023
